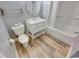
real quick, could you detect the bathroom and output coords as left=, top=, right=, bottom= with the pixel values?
left=0, top=1, right=79, bottom=58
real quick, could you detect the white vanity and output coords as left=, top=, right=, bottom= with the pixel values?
left=25, top=17, right=46, bottom=39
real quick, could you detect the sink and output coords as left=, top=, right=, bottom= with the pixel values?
left=27, top=17, right=46, bottom=24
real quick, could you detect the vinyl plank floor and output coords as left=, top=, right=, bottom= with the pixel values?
left=15, top=33, right=70, bottom=58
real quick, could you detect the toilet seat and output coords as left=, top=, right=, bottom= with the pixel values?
left=18, top=34, right=29, bottom=44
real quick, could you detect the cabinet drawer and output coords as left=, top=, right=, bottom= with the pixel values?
left=33, top=26, right=46, bottom=33
left=32, top=21, right=46, bottom=29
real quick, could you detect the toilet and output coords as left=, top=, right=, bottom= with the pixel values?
left=11, top=23, right=29, bottom=47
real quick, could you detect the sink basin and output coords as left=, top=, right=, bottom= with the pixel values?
left=27, top=17, right=46, bottom=24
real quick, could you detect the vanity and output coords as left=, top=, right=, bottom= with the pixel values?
left=25, top=17, right=47, bottom=39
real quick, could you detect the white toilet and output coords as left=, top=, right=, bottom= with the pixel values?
left=11, top=23, right=29, bottom=47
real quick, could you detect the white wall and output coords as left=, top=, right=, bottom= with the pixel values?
left=2, top=14, right=25, bottom=38
left=0, top=17, right=16, bottom=57
left=0, top=1, right=26, bottom=38
left=0, top=1, right=25, bottom=9
left=48, top=1, right=59, bottom=27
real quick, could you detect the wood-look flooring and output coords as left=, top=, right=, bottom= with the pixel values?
left=15, top=33, right=70, bottom=58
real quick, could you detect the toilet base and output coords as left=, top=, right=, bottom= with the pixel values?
left=22, top=43, right=29, bottom=47
left=18, top=34, right=29, bottom=47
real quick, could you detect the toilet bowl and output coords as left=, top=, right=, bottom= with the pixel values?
left=11, top=23, right=29, bottom=47
left=18, top=34, right=29, bottom=47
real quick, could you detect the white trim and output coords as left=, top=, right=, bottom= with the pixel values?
left=66, top=45, right=73, bottom=58
left=47, top=26, right=74, bottom=37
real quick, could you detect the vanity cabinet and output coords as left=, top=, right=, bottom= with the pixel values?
left=26, top=17, right=46, bottom=39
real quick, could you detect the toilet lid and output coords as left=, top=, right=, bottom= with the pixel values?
left=18, top=34, right=29, bottom=43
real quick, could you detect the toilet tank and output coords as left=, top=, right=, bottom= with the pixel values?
left=11, top=23, right=24, bottom=36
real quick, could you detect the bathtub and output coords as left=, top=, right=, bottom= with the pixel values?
left=47, top=26, right=79, bottom=58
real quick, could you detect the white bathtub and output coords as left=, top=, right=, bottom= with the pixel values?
left=47, top=26, right=79, bottom=57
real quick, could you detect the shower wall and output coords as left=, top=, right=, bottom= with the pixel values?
left=55, top=1, right=79, bottom=36
left=47, top=1, right=79, bottom=57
